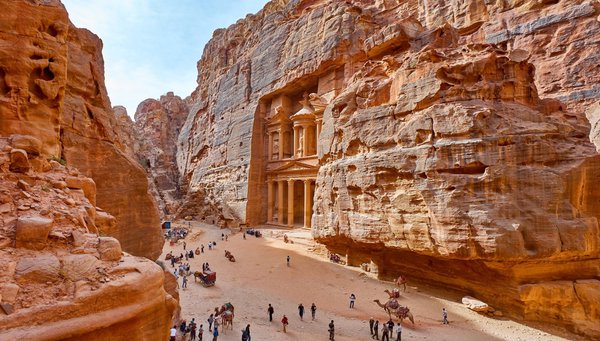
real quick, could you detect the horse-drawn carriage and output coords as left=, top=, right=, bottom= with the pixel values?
left=194, top=270, right=216, bottom=287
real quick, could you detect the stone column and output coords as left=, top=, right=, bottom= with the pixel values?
left=267, top=180, right=274, bottom=223
left=293, top=126, right=299, bottom=159
left=277, top=180, right=285, bottom=224
left=278, top=127, right=284, bottom=161
left=303, top=179, right=312, bottom=229
left=268, top=131, right=273, bottom=161
left=302, top=125, right=308, bottom=157
left=287, top=180, right=295, bottom=227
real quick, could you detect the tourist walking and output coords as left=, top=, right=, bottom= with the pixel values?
left=208, top=314, right=214, bottom=332
left=182, top=275, right=188, bottom=289
left=212, top=324, right=219, bottom=341
left=442, top=308, right=449, bottom=324
left=190, top=321, right=197, bottom=340
left=310, top=303, right=317, bottom=320
left=328, top=320, right=335, bottom=341
left=381, top=321, right=389, bottom=341
left=267, top=304, right=274, bottom=322
left=183, top=241, right=187, bottom=250
left=199, top=324, right=204, bottom=341
left=349, top=293, right=356, bottom=308
left=286, top=255, right=290, bottom=266
left=244, top=324, right=251, bottom=341
left=396, top=323, right=402, bottom=341
left=387, top=319, right=394, bottom=336
left=201, top=244, right=204, bottom=253
left=298, top=303, right=305, bottom=321
left=372, top=320, right=379, bottom=340
left=170, top=325, right=177, bottom=341
left=369, top=317, right=375, bottom=335
left=281, top=315, right=289, bottom=333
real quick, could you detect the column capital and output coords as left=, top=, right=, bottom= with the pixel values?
left=288, top=179, right=295, bottom=183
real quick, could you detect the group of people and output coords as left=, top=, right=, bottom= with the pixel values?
left=170, top=318, right=202, bottom=341
left=165, top=228, right=188, bottom=239
left=369, top=318, right=402, bottom=341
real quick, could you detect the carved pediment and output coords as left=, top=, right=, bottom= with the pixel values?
left=270, top=160, right=319, bottom=173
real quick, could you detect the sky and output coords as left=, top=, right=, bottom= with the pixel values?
left=62, top=0, right=268, bottom=118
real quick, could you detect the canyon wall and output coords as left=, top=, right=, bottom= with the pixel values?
left=0, top=0, right=163, bottom=260
left=133, top=93, right=188, bottom=218
left=178, top=0, right=600, bottom=338
left=0, top=137, right=177, bottom=340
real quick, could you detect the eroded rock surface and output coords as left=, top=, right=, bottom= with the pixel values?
left=0, top=0, right=162, bottom=259
left=174, top=0, right=600, bottom=337
left=0, top=137, right=177, bottom=340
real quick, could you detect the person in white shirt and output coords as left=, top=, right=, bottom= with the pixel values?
left=169, top=325, right=177, bottom=341
left=395, top=323, right=402, bottom=341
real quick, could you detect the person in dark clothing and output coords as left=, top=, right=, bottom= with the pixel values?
left=244, top=324, right=251, bottom=341
left=387, top=319, right=394, bottom=335
left=310, top=303, right=317, bottom=320
left=369, top=317, right=375, bottom=335
left=372, top=320, right=379, bottom=340
left=328, top=320, right=335, bottom=340
left=180, top=320, right=187, bottom=333
left=267, top=304, right=274, bottom=322
left=298, top=303, right=305, bottom=321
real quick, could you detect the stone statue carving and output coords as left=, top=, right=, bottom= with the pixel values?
left=308, top=93, right=328, bottom=111
left=297, top=132, right=304, bottom=157
left=273, top=137, right=279, bottom=160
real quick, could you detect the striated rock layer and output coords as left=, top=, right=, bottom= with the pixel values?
left=0, top=137, right=177, bottom=340
left=177, top=0, right=600, bottom=338
left=0, top=0, right=163, bottom=259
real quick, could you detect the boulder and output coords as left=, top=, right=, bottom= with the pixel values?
left=9, top=149, right=30, bottom=173
left=61, top=254, right=99, bottom=281
left=462, top=296, right=494, bottom=313
left=97, top=236, right=122, bottom=261
left=65, top=176, right=96, bottom=206
left=15, top=254, right=60, bottom=283
left=15, top=216, right=53, bottom=250
left=16, top=179, right=30, bottom=192
left=0, top=283, right=20, bottom=304
left=9, top=135, right=42, bottom=156
left=95, top=211, right=118, bottom=236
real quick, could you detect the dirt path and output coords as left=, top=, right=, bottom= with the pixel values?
left=161, top=222, right=579, bottom=341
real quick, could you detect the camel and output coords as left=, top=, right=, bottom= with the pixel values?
left=219, top=310, right=234, bottom=330
left=384, top=289, right=401, bottom=299
left=395, top=275, right=407, bottom=292
left=373, top=299, right=414, bottom=325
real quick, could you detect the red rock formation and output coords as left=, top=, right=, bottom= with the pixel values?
left=0, top=137, right=177, bottom=340
left=134, top=92, right=188, bottom=217
left=175, top=0, right=600, bottom=337
left=0, top=0, right=163, bottom=260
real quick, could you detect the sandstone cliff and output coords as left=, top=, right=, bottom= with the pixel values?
left=134, top=93, right=188, bottom=218
left=176, top=0, right=600, bottom=338
left=0, top=0, right=163, bottom=260
left=0, top=137, right=177, bottom=340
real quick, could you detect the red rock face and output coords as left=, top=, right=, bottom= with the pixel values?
left=133, top=93, right=189, bottom=218
left=176, top=0, right=600, bottom=337
left=0, top=137, right=177, bottom=340
left=0, top=0, right=163, bottom=260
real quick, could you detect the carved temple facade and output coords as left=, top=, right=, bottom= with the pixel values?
left=246, top=68, right=343, bottom=228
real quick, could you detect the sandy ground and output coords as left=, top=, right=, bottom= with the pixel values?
left=161, top=222, right=582, bottom=341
